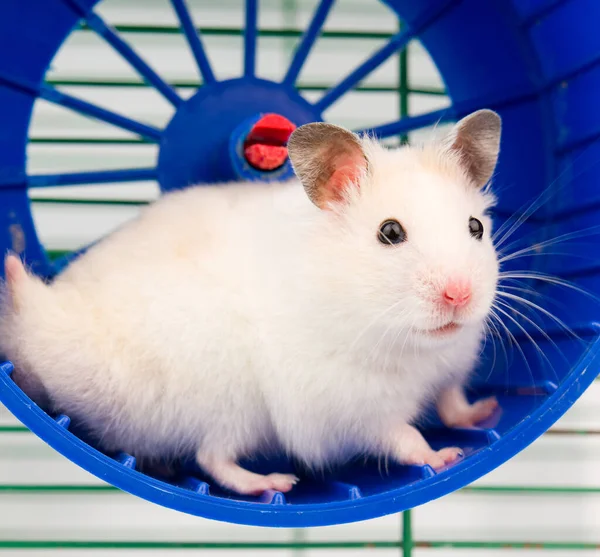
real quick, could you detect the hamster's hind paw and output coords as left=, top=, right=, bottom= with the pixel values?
left=196, top=453, right=298, bottom=496
left=263, top=473, right=299, bottom=493
left=403, top=446, right=463, bottom=470
left=224, top=471, right=299, bottom=496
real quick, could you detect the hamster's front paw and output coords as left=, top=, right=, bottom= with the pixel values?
left=402, top=446, right=464, bottom=470
left=437, top=385, right=500, bottom=429
left=443, top=396, right=499, bottom=428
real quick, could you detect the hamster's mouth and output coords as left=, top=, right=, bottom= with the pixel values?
left=425, top=322, right=462, bottom=337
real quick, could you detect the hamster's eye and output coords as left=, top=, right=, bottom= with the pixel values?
left=378, top=219, right=406, bottom=245
left=469, top=217, right=484, bottom=240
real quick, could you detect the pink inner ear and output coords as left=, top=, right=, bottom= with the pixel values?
left=322, top=152, right=365, bottom=205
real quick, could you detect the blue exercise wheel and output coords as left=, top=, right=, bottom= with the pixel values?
left=0, top=0, right=600, bottom=528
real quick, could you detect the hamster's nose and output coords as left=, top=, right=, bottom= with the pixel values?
left=442, top=279, right=472, bottom=308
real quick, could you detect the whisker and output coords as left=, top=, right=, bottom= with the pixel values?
left=498, top=283, right=543, bottom=299
left=478, top=321, right=497, bottom=386
left=493, top=303, right=555, bottom=388
left=363, top=307, right=412, bottom=367
left=349, top=299, right=406, bottom=351
left=385, top=309, right=416, bottom=370
left=498, top=280, right=573, bottom=317
left=496, top=290, right=581, bottom=341
left=499, top=271, right=600, bottom=303
left=487, top=309, right=512, bottom=385
left=499, top=250, right=591, bottom=265
left=500, top=223, right=600, bottom=254
left=492, top=192, right=554, bottom=249
left=490, top=307, right=528, bottom=390
left=487, top=322, right=499, bottom=377
left=495, top=298, right=566, bottom=384
left=492, top=142, right=596, bottom=249
left=397, top=312, right=416, bottom=369
left=498, top=224, right=600, bottom=264
left=479, top=322, right=490, bottom=356
left=497, top=293, right=545, bottom=329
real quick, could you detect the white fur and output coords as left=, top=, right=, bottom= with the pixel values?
left=0, top=135, right=499, bottom=492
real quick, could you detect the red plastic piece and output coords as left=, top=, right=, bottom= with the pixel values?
left=244, top=114, right=296, bottom=171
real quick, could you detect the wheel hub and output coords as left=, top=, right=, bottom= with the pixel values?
left=157, top=78, right=322, bottom=191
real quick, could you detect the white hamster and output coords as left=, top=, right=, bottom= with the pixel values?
left=0, top=109, right=501, bottom=496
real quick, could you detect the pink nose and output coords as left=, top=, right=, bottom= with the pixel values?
left=443, top=279, right=472, bottom=307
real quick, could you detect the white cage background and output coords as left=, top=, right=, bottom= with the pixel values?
left=0, top=0, right=599, bottom=555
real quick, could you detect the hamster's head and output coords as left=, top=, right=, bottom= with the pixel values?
left=287, top=110, right=501, bottom=348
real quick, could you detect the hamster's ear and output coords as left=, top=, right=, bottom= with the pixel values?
left=445, top=109, right=501, bottom=189
left=287, top=122, right=367, bottom=209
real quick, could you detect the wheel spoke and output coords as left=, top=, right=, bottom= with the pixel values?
left=315, top=31, right=413, bottom=112
left=314, top=0, right=459, bottom=112
left=283, top=0, right=336, bottom=86
left=40, top=86, right=163, bottom=142
left=28, top=168, right=158, bottom=188
left=357, top=107, right=453, bottom=139
left=170, top=0, right=216, bottom=84
left=0, top=70, right=162, bottom=141
left=521, top=0, right=569, bottom=27
left=244, top=0, right=258, bottom=77
left=557, top=128, right=600, bottom=154
left=63, top=0, right=182, bottom=107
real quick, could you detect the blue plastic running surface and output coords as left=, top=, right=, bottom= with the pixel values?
left=0, top=0, right=598, bottom=527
